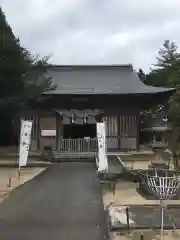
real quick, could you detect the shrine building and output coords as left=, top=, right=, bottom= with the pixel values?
left=25, top=65, right=174, bottom=154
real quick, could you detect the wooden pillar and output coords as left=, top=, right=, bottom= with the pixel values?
left=37, top=114, right=40, bottom=151
left=118, top=115, right=121, bottom=151
left=56, top=113, right=60, bottom=151
left=136, top=111, right=140, bottom=151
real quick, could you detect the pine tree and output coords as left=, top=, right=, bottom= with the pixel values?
left=155, top=40, right=180, bottom=69
left=146, top=40, right=180, bottom=87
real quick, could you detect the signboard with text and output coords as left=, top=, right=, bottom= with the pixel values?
left=19, top=120, right=32, bottom=168
left=96, top=122, right=108, bottom=172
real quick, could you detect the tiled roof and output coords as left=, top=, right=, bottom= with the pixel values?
left=43, top=65, right=174, bottom=95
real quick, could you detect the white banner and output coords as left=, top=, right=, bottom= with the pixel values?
left=96, top=122, right=108, bottom=172
left=19, top=120, right=32, bottom=168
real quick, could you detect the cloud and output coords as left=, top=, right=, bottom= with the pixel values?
left=1, top=0, right=180, bottom=72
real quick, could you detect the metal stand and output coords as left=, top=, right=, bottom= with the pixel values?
left=160, top=200, right=178, bottom=239
left=126, top=207, right=130, bottom=234
left=138, top=168, right=180, bottom=240
left=160, top=200, right=164, bottom=240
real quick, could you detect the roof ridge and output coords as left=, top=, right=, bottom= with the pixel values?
left=49, top=64, right=133, bottom=69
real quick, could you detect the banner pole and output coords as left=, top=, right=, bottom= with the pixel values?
left=18, top=165, right=21, bottom=180
left=18, top=119, right=23, bottom=180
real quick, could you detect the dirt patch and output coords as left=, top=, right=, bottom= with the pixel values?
left=0, top=167, right=47, bottom=203
left=103, top=179, right=180, bottom=207
left=102, top=179, right=180, bottom=239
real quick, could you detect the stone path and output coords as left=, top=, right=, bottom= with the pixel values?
left=0, top=162, right=108, bottom=240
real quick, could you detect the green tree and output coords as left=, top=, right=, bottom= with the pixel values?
left=138, top=68, right=146, bottom=83
left=0, top=6, right=56, bottom=145
left=146, top=40, right=180, bottom=88
left=146, top=40, right=180, bottom=168
left=168, top=89, right=180, bottom=168
left=0, top=6, right=55, bottom=117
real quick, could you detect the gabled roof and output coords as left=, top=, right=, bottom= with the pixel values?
left=43, top=65, right=174, bottom=95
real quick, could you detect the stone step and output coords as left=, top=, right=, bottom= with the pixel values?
left=52, top=151, right=96, bottom=160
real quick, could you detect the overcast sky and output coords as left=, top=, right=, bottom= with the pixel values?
left=1, top=0, right=180, bottom=72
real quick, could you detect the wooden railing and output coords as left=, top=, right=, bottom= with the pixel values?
left=58, top=136, right=137, bottom=153
left=58, top=138, right=98, bottom=152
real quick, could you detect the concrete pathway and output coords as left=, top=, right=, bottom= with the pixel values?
left=0, top=163, right=108, bottom=240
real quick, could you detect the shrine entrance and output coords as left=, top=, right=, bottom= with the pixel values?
left=63, top=123, right=96, bottom=139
